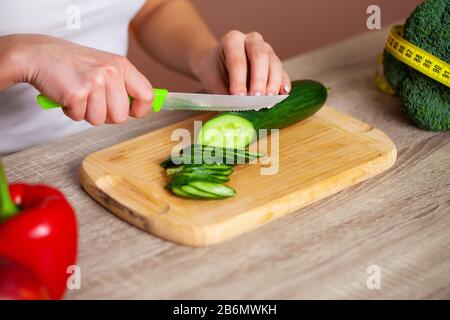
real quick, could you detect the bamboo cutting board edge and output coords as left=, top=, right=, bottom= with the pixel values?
left=79, top=106, right=397, bottom=246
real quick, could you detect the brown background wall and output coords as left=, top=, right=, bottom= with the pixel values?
left=128, top=0, right=423, bottom=92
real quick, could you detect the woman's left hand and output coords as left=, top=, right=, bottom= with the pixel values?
left=190, top=30, right=291, bottom=96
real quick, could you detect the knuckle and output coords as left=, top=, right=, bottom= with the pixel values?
left=90, top=70, right=106, bottom=87
left=223, top=30, right=243, bottom=41
left=247, top=31, right=263, bottom=40
left=67, top=86, right=89, bottom=103
left=101, top=63, right=120, bottom=77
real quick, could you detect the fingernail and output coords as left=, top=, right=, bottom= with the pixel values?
left=283, top=84, right=291, bottom=93
left=267, top=91, right=275, bottom=96
left=238, top=92, right=246, bottom=96
left=254, top=91, right=262, bottom=96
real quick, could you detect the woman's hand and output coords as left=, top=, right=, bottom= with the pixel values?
left=190, top=30, right=291, bottom=96
left=2, top=34, right=153, bottom=125
left=132, top=1, right=288, bottom=96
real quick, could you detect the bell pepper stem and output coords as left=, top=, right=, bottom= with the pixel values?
left=0, top=161, right=19, bottom=220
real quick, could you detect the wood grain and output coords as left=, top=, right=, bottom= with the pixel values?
left=80, top=107, right=396, bottom=246
left=2, top=24, right=449, bottom=299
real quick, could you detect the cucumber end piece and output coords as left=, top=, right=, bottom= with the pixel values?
left=196, top=114, right=255, bottom=149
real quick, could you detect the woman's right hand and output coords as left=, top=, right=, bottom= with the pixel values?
left=0, top=34, right=153, bottom=125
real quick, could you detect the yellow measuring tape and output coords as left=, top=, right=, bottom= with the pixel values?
left=375, top=53, right=395, bottom=95
left=385, top=25, right=450, bottom=88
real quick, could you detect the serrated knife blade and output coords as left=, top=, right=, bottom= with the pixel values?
left=160, top=92, right=289, bottom=111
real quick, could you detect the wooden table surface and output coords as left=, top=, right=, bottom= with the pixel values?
left=3, top=24, right=449, bottom=299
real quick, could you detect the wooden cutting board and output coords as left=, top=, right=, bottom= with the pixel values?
left=80, top=106, right=396, bottom=246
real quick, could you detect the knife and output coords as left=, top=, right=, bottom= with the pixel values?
left=36, top=88, right=288, bottom=112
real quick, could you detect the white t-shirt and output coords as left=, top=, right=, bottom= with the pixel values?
left=0, top=0, right=145, bottom=156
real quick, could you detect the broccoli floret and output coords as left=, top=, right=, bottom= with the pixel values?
left=401, top=70, right=450, bottom=131
left=383, top=0, right=450, bottom=131
left=383, top=51, right=408, bottom=90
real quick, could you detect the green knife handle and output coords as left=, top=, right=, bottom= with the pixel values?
left=36, top=88, right=168, bottom=113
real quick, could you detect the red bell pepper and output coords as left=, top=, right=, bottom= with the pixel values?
left=0, top=162, right=77, bottom=299
left=0, top=257, right=50, bottom=300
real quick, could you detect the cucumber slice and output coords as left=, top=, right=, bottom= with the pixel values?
left=189, top=144, right=261, bottom=156
left=161, top=144, right=262, bottom=168
left=180, top=167, right=233, bottom=176
left=176, top=173, right=230, bottom=183
left=189, top=181, right=236, bottom=198
left=170, top=174, right=229, bottom=186
left=172, top=186, right=197, bottom=198
left=195, top=175, right=230, bottom=182
left=183, top=163, right=233, bottom=170
left=195, top=145, right=260, bottom=162
left=182, top=149, right=258, bottom=166
left=196, top=115, right=255, bottom=149
left=180, top=185, right=221, bottom=199
left=188, top=144, right=260, bottom=159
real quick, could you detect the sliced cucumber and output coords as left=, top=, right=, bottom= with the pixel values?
left=187, top=144, right=261, bottom=157
left=196, top=115, right=255, bottom=149
left=180, top=185, right=221, bottom=199
left=175, top=173, right=230, bottom=183
left=183, top=163, right=233, bottom=170
left=169, top=173, right=229, bottom=186
left=172, top=186, right=197, bottom=198
left=165, top=80, right=327, bottom=200
left=167, top=165, right=233, bottom=177
left=189, top=181, right=236, bottom=198
left=180, top=167, right=233, bottom=176
left=161, top=145, right=260, bottom=167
